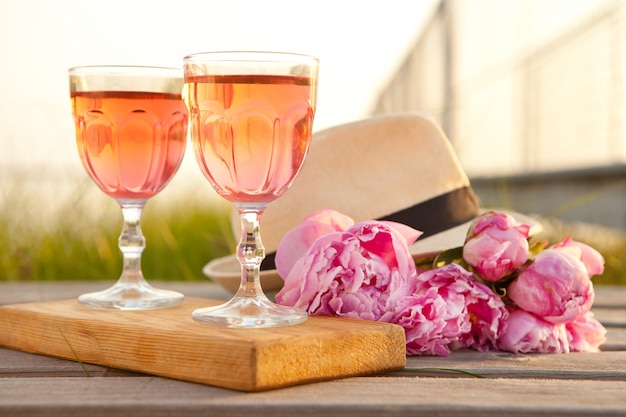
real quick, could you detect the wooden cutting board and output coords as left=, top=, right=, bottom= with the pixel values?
left=0, top=297, right=406, bottom=391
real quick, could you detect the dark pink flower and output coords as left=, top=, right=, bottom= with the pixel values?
left=274, top=208, right=606, bottom=357
left=463, top=211, right=530, bottom=282
left=415, top=263, right=509, bottom=352
left=507, top=249, right=594, bottom=324
left=387, top=288, right=451, bottom=356
left=276, top=218, right=421, bottom=322
left=499, top=308, right=570, bottom=353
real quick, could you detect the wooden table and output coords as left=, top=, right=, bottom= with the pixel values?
left=1, top=281, right=625, bottom=417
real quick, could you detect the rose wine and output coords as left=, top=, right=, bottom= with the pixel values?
left=185, top=74, right=315, bottom=203
left=71, top=91, right=187, bottom=201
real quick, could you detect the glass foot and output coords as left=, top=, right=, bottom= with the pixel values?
left=192, top=296, right=307, bottom=328
left=78, top=281, right=184, bottom=310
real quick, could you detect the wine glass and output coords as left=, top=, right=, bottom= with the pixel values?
left=69, top=65, right=188, bottom=310
left=183, top=51, right=319, bottom=328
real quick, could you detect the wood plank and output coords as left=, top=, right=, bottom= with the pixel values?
left=0, top=297, right=406, bottom=392
left=0, top=347, right=107, bottom=377
left=0, top=348, right=141, bottom=378
left=593, top=307, right=626, bottom=327
left=603, top=327, right=626, bottom=351
left=397, top=349, right=626, bottom=380
left=4, top=346, right=624, bottom=382
left=0, top=281, right=231, bottom=305
left=0, top=376, right=625, bottom=417
left=593, top=285, right=626, bottom=308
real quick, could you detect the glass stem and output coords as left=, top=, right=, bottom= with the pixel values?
left=118, top=202, right=147, bottom=285
left=235, top=204, right=267, bottom=298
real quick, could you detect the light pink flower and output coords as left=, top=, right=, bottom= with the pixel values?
left=462, top=211, right=530, bottom=282
left=275, top=209, right=354, bottom=279
left=415, top=263, right=509, bottom=352
left=551, top=237, right=605, bottom=278
left=276, top=219, right=421, bottom=322
left=499, top=308, right=570, bottom=353
left=566, top=311, right=607, bottom=352
left=507, top=249, right=594, bottom=324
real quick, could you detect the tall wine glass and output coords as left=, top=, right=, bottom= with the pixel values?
left=183, top=51, right=319, bottom=328
left=69, top=66, right=188, bottom=310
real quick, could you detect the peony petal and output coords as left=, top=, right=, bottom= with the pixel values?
left=551, top=237, right=605, bottom=278
left=378, top=220, right=423, bottom=246
left=301, top=209, right=355, bottom=230
left=275, top=222, right=347, bottom=279
left=566, top=311, right=607, bottom=352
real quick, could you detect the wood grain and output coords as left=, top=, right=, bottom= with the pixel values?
left=1, top=376, right=624, bottom=417
left=398, top=349, right=626, bottom=380
left=0, top=297, right=406, bottom=391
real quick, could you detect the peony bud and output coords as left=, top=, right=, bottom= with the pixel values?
left=463, top=211, right=530, bottom=282
left=507, top=249, right=594, bottom=324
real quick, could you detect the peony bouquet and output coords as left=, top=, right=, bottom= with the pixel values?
left=275, top=209, right=607, bottom=356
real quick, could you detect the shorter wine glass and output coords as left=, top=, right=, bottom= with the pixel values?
left=69, top=65, right=188, bottom=310
left=184, top=51, right=319, bottom=328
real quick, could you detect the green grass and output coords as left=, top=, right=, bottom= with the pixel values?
left=597, top=247, right=626, bottom=285
left=0, top=177, right=234, bottom=282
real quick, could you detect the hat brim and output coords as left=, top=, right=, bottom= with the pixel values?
left=203, top=209, right=543, bottom=295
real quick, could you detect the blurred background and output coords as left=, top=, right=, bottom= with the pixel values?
left=1, top=0, right=625, bottom=284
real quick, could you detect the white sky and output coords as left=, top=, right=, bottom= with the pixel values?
left=0, top=0, right=437, bottom=175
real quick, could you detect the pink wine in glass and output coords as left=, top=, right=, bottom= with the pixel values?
left=185, top=74, right=314, bottom=203
left=184, top=51, right=319, bottom=328
left=69, top=65, right=187, bottom=310
left=71, top=91, right=187, bottom=201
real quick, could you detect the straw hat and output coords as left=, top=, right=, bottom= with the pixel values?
left=204, top=112, right=542, bottom=294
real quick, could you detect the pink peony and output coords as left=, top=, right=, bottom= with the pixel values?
left=275, top=209, right=422, bottom=280
left=507, top=249, right=594, bottom=324
left=566, top=311, right=607, bottom=352
left=462, top=211, right=530, bottom=282
left=415, top=263, right=509, bottom=352
left=499, top=308, right=570, bottom=353
left=276, top=218, right=421, bottom=322
left=275, top=210, right=355, bottom=279
left=387, top=288, right=451, bottom=356
left=273, top=208, right=606, bottom=357
left=551, top=237, right=605, bottom=278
